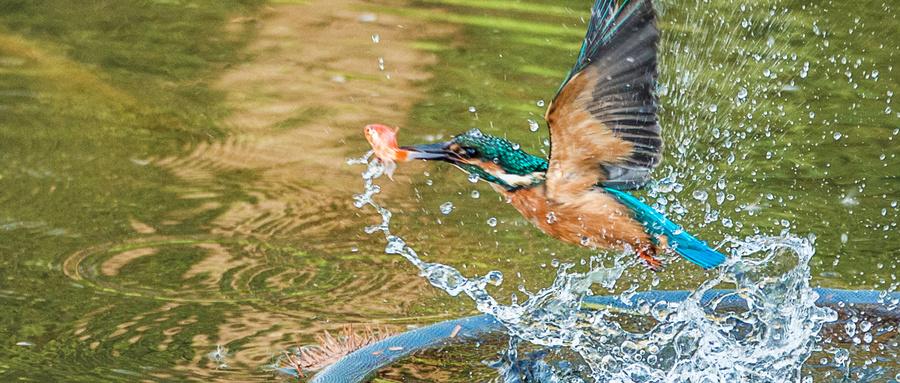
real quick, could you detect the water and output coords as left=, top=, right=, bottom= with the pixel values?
left=0, top=0, right=897, bottom=381
left=353, top=155, right=885, bottom=382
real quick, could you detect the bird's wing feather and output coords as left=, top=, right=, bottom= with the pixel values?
left=545, top=0, right=660, bottom=199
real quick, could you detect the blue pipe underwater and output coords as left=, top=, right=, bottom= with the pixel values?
left=279, top=288, right=899, bottom=382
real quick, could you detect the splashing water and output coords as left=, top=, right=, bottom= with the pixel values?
left=350, top=154, right=841, bottom=383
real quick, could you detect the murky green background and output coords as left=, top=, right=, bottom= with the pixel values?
left=0, top=0, right=896, bottom=381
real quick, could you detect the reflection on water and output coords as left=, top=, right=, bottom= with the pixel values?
left=0, top=0, right=450, bottom=381
left=0, top=0, right=897, bottom=381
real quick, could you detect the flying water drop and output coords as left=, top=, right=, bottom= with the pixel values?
left=692, top=189, right=709, bottom=202
left=440, top=202, right=454, bottom=215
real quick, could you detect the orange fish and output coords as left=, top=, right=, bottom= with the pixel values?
left=364, top=124, right=448, bottom=179
left=364, top=124, right=410, bottom=179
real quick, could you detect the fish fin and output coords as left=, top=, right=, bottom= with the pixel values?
left=383, top=160, right=396, bottom=180
left=605, top=187, right=726, bottom=269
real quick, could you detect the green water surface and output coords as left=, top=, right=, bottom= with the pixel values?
left=0, top=0, right=896, bottom=381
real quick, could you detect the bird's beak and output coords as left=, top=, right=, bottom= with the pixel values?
left=400, top=141, right=454, bottom=162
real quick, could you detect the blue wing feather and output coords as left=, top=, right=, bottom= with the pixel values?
left=604, top=187, right=727, bottom=269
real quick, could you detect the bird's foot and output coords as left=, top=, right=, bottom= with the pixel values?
left=637, top=244, right=662, bottom=271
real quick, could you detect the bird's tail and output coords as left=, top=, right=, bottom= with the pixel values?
left=605, top=188, right=726, bottom=269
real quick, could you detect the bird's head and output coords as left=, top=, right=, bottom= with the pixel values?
left=402, top=129, right=548, bottom=191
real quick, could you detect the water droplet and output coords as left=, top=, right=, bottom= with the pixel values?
left=692, top=190, right=708, bottom=202
left=840, top=233, right=848, bottom=244
left=833, top=132, right=842, bottom=140
left=468, top=173, right=480, bottom=183
left=527, top=119, right=540, bottom=132
left=843, top=321, right=857, bottom=338
left=705, top=210, right=719, bottom=223
left=860, top=321, right=872, bottom=332
left=440, top=202, right=454, bottom=215
left=737, top=87, right=748, bottom=100
left=840, top=195, right=858, bottom=206
left=468, top=106, right=477, bottom=113
left=485, top=270, right=503, bottom=286
left=708, top=104, right=718, bottom=113
left=385, top=235, right=406, bottom=254
left=536, top=99, right=545, bottom=107
left=377, top=57, right=385, bottom=71
left=545, top=212, right=557, bottom=224
left=470, top=190, right=480, bottom=199
left=486, top=217, right=497, bottom=227
left=371, top=34, right=380, bottom=43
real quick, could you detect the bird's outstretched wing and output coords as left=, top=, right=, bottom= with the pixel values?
left=545, top=0, right=660, bottom=199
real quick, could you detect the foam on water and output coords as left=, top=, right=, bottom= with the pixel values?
left=351, top=154, right=842, bottom=383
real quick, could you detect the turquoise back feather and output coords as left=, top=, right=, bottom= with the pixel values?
left=604, top=188, right=726, bottom=269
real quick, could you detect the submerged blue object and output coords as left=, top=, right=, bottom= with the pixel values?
left=289, top=315, right=503, bottom=383
left=604, top=187, right=726, bottom=269
left=287, top=288, right=900, bottom=383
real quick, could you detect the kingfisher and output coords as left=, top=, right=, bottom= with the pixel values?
left=382, top=0, right=726, bottom=270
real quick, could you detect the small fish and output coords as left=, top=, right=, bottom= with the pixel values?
left=364, top=124, right=411, bottom=179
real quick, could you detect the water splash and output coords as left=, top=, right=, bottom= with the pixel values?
left=352, top=155, right=838, bottom=383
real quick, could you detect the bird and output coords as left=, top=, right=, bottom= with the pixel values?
left=396, top=0, right=726, bottom=270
